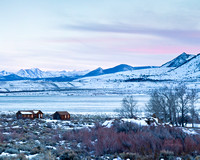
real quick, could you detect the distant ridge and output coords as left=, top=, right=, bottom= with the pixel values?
left=83, top=67, right=104, bottom=77
left=84, top=64, right=158, bottom=77
left=0, top=52, right=198, bottom=82
left=0, top=64, right=159, bottom=81
left=17, top=68, right=51, bottom=78
left=165, top=53, right=200, bottom=78
left=15, top=68, right=89, bottom=79
left=161, top=52, right=194, bottom=68
left=0, top=70, right=11, bottom=76
left=0, top=74, right=26, bottom=81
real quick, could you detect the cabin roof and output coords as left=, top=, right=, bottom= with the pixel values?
left=33, top=110, right=40, bottom=114
left=17, top=110, right=43, bottom=115
left=54, top=111, right=69, bottom=115
left=20, top=112, right=33, bottom=115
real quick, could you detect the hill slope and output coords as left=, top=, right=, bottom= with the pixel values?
left=161, top=52, right=194, bottom=68
left=160, top=54, right=200, bottom=80
left=84, top=64, right=157, bottom=77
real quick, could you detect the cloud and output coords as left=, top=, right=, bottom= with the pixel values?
left=64, top=22, right=200, bottom=44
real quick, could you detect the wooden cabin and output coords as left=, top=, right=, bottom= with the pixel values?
left=16, top=110, right=43, bottom=119
left=53, top=111, right=70, bottom=120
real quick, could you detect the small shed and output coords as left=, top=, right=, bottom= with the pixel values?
left=16, top=110, right=43, bottom=119
left=53, top=111, right=70, bottom=120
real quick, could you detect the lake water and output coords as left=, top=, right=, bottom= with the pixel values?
left=0, top=95, right=149, bottom=114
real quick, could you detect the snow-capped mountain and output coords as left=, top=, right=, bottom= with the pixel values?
left=83, top=67, right=104, bottom=77
left=16, top=68, right=90, bottom=79
left=1, top=52, right=200, bottom=94
left=161, top=52, right=194, bottom=68
left=159, top=53, right=200, bottom=80
left=17, top=68, right=52, bottom=78
left=0, top=70, right=12, bottom=76
left=70, top=52, right=200, bottom=90
left=49, top=70, right=90, bottom=77
left=84, top=64, right=157, bottom=77
left=0, top=52, right=198, bottom=84
left=104, top=64, right=135, bottom=74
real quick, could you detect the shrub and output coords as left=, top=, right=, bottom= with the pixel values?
left=4, top=148, right=19, bottom=154
left=16, top=153, right=28, bottom=160
left=162, top=139, right=183, bottom=155
left=60, top=150, right=80, bottom=160
left=184, top=136, right=197, bottom=154
left=113, top=121, right=142, bottom=133
left=0, top=133, right=4, bottom=143
left=119, top=152, right=139, bottom=160
left=159, top=150, right=174, bottom=160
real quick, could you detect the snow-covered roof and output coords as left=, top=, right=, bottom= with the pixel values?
left=55, top=111, right=69, bottom=115
left=18, top=110, right=42, bottom=115
left=20, top=112, right=33, bottom=115
left=33, top=110, right=39, bottom=114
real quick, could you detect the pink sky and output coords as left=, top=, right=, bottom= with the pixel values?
left=0, top=0, right=200, bottom=71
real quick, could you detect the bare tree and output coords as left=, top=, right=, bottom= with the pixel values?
left=176, top=84, right=191, bottom=127
left=146, top=89, right=167, bottom=121
left=147, top=84, right=199, bottom=127
left=162, top=87, right=178, bottom=126
left=115, top=96, right=138, bottom=118
left=188, top=89, right=199, bottom=127
left=146, top=87, right=178, bottom=125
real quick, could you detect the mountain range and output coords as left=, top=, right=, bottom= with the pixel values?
left=83, top=64, right=158, bottom=77
left=0, top=64, right=158, bottom=81
left=1, top=52, right=200, bottom=94
left=0, top=52, right=198, bottom=82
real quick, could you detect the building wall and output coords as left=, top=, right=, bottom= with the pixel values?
left=53, top=112, right=70, bottom=120
left=16, top=113, right=33, bottom=119
left=16, top=111, right=43, bottom=119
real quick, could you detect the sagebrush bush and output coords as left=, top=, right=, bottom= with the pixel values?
left=61, top=122, right=200, bottom=157
left=59, top=150, right=80, bottom=160
left=1, top=113, right=200, bottom=159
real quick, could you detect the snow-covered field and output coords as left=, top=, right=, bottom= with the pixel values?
left=0, top=94, right=150, bottom=113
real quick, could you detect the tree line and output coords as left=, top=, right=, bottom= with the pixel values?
left=116, top=84, right=199, bottom=127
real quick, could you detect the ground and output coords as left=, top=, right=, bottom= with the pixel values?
left=0, top=113, right=200, bottom=160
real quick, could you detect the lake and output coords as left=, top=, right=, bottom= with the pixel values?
left=0, top=95, right=149, bottom=114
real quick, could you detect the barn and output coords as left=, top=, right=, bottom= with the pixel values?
left=53, top=111, right=70, bottom=120
left=16, top=110, right=43, bottom=119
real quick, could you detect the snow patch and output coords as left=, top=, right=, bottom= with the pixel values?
left=182, top=128, right=198, bottom=135
left=121, top=118, right=148, bottom=126
left=102, top=119, right=115, bottom=128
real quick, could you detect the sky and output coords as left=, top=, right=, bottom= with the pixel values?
left=0, top=0, right=200, bottom=71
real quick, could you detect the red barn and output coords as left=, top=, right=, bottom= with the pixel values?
left=16, top=110, right=43, bottom=119
left=53, top=111, right=70, bottom=120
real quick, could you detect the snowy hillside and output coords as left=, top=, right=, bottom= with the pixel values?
left=161, top=52, right=194, bottom=68
left=70, top=52, right=200, bottom=90
left=84, top=64, right=158, bottom=77
left=0, top=66, right=189, bottom=95
left=0, top=80, right=75, bottom=93
left=75, top=67, right=171, bottom=84
left=71, top=67, right=176, bottom=92
left=158, top=54, right=200, bottom=80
